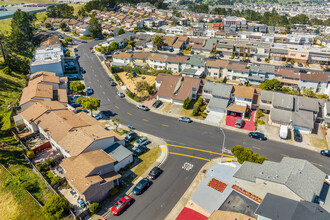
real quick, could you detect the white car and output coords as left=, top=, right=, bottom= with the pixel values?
left=117, top=91, right=125, bottom=98
left=137, top=104, right=149, bottom=111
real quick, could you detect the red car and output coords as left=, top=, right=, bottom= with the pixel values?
left=110, top=195, right=132, bottom=215
left=89, top=47, right=93, bottom=50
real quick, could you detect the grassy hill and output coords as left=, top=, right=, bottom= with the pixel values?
left=0, top=0, right=53, bottom=5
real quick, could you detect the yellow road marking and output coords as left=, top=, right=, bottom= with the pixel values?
left=253, top=147, right=261, bottom=150
left=142, top=119, right=149, bottom=122
left=90, top=65, right=92, bottom=68
left=100, top=85, right=102, bottom=88
left=107, top=98, right=110, bottom=102
left=115, top=106, right=119, bottom=109
left=127, top=112, right=132, bottom=116
left=92, top=69, right=95, bottom=72
left=97, top=79, right=99, bottom=82
left=169, top=152, right=210, bottom=161
left=161, top=147, right=166, bottom=152
left=167, top=144, right=234, bottom=157
left=162, top=124, right=169, bottom=127
left=280, top=154, right=289, bottom=157
left=312, top=162, right=323, bottom=167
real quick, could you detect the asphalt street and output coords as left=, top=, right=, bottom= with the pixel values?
left=71, top=38, right=330, bottom=220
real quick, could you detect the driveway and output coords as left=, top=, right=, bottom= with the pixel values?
left=205, top=111, right=224, bottom=124
left=226, top=111, right=256, bottom=131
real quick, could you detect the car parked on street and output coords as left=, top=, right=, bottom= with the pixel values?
left=111, top=195, right=132, bottom=215
left=320, top=150, right=330, bottom=157
left=110, top=81, right=117, bottom=86
left=248, top=132, right=266, bottom=140
left=81, top=41, right=87, bottom=43
left=117, top=91, right=125, bottom=97
left=87, top=87, right=94, bottom=95
left=148, top=167, right=162, bottom=180
left=152, top=100, right=162, bottom=108
left=74, top=48, right=78, bottom=52
left=92, top=113, right=104, bottom=120
left=133, top=137, right=148, bottom=147
left=80, top=67, right=86, bottom=73
left=133, top=145, right=148, bottom=157
left=137, top=104, right=149, bottom=111
left=298, top=63, right=303, bottom=67
left=294, top=129, right=302, bottom=142
left=178, top=117, right=192, bottom=123
left=299, top=69, right=308, bottom=73
left=125, top=132, right=138, bottom=143
left=132, top=178, right=151, bottom=195
left=76, top=109, right=89, bottom=113
left=285, top=64, right=293, bottom=68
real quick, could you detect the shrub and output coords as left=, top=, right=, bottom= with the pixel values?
left=51, top=176, right=61, bottom=185
left=192, top=105, right=199, bottom=116
left=256, top=110, right=264, bottom=119
left=2, top=66, right=12, bottom=75
left=231, top=145, right=268, bottom=164
left=258, top=119, right=265, bottom=125
left=65, top=51, right=71, bottom=56
left=199, top=105, right=206, bottom=112
left=183, top=97, right=190, bottom=109
left=26, top=150, right=35, bottom=159
left=89, top=203, right=99, bottom=214
left=42, top=195, right=68, bottom=220
left=109, top=187, right=119, bottom=196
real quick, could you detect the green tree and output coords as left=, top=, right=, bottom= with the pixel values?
left=259, top=79, right=282, bottom=91
left=183, top=97, right=190, bottom=109
left=136, top=81, right=150, bottom=93
left=112, top=118, right=120, bottom=132
left=76, top=97, right=100, bottom=115
left=10, top=9, right=35, bottom=54
left=65, top=38, right=72, bottom=43
left=62, top=40, right=68, bottom=47
left=118, top=28, right=125, bottom=35
left=65, top=50, right=71, bottom=56
left=77, top=7, right=87, bottom=17
left=89, top=202, right=99, bottom=214
left=89, top=13, right=102, bottom=39
left=302, top=88, right=316, bottom=98
left=45, top=22, right=52, bottom=29
left=109, top=41, right=119, bottom=51
left=289, top=14, right=310, bottom=25
left=59, top=22, right=67, bottom=31
left=84, top=0, right=117, bottom=12
left=231, top=145, right=268, bottom=164
left=70, top=81, right=85, bottom=93
left=153, top=35, right=164, bottom=50
left=41, top=195, right=68, bottom=220
left=128, top=40, right=135, bottom=48
left=47, top=4, right=74, bottom=18
left=2, top=66, right=12, bottom=75
left=26, top=150, right=35, bottom=159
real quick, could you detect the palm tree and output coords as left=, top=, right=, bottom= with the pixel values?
left=153, top=35, right=164, bottom=50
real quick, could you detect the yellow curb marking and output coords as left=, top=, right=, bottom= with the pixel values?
left=127, top=112, right=132, bottom=116
left=167, top=144, right=234, bottom=157
left=115, top=106, right=119, bottom=109
left=142, top=119, right=149, bottom=122
left=162, top=124, right=169, bottom=127
left=169, top=152, right=210, bottom=161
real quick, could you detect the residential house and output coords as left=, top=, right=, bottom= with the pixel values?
left=269, top=44, right=288, bottom=61
left=217, top=39, right=234, bottom=56
left=249, top=64, right=276, bottom=85
left=270, top=93, right=294, bottom=126
left=112, top=52, right=132, bottom=66
left=259, top=90, right=275, bottom=113
left=234, top=157, right=326, bottom=202
left=233, top=85, right=257, bottom=109
left=20, top=71, right=68, bottom=111
left=255, top=193, right=330, bottom=220
left=20, top=101, right=125, bottom=158
left=298, top=72, right=328, bottom=94
left=155, top=74, right=203, bottom=105
left=75, top=23, right=91, bottom=36
left=148, top=53, right=168, bottom=70
left=324, top=102, right=330, bottom=126
left=163, top=36, right=178, bottom=50
left=166, top=55, right=188, bottom=73
left=132, top=52, right=151, bottom=66
left=185, top=55, right=206, bottom=72
left=308, top=48, right=330, bottom=64
left=226, top=63, right=250, bottom=83
left=30, top=44, right=65, bottom=77
left=287, top=50, right=309, bottom=64
left=205, top=60, right=229, bottom=78
left=61, top=150, right=121, bottom=202
left=274, top=68, right=300, bottom=88
left=201, top=38, right=218, bottom=53
left=104, top=143, right=133, bottom=172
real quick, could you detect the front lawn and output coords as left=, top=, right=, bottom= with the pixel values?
left=133, top=146, right=160, bottom=181
left=79, top=36, right=93, bottom=40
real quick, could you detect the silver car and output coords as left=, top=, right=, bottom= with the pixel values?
left=117, top=91, right=125, bottom=97
left=133, top=137, right=148, bottom=148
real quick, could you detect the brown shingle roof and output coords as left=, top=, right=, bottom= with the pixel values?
left=150, top=53, right=169, bottom=62
left=300, top=72, right=328, bottom=82
left=233, top=85, right=255, bottom=99
left=132, top=52, right=152, bottom=59
left=228, top=63, right=250, bottom=73
left=29, top=71, right=60, bottom=85
left=20, top=101, right=67, bottom=122
left=173, top=77, right=201, bottom=101
left=20, top=83, right=53, bottom=105
left=156, top=74, right=181, bottom=98
left=189, top=38, right=205, bottom=44
left=206, top=60, right=229, bottom=68
left=275, top=68, right=299, bottom=79
left=164, top=36, right=177, bottom=46
left=61, top=150, right=120, bottom=193
left=226, top=103, right=247, bottom=113
left=166, top=55, right=188, bottom=63
left=113, top=52, right=132, bottom=59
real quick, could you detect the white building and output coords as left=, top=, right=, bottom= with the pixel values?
left=30, top=44, right=64, bottom=77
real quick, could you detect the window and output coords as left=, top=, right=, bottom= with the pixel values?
left=301, top=55, right=306, bottom=57
left=291, top=53, right=296, bottom=56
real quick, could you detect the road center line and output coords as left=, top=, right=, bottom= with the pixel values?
left=107, top=98, right=110, bottom=102
left=97, top=80, right=99, bottom=82
left=169, top=152, right=210, bottom=161
left=115, top=106, right=119, bottom=109
left=142, top=119, right=149, bottom=122
left=92, top=69, right=95, bottom=72
left=253, top=147, right=261, bottom=149
left=162, top=124, right=169, bottom=127
left=280, top=154, right=289, bottom=157
left=100, top=85, right=102, bottom=88
left=127, top=112, right=132, bottom=116
left=167, top=144, right=234, bottom=157
left=94, top=74, right=96, bottom=77
left=103, top=91, right=106, bottom=95
left=312, top=162, right=323, bottom=167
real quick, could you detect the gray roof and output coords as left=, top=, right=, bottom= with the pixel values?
left=298, top=96, right=319, bottom=112
left=234, top=157, right=326, bottom=201
left=270, top=108, right=292, bottom=124
left=182, top=68, right=197, bottom=75
left=260, top=90, right=274, bottom=102
left=250, top=64, right=275, bottom=74
left=104, top=143, right=132, bottom=162
left=255, top=193, right=330, bottom=220
left=202, top=38, right=218, bottom=51
left=248, top=74, right=265, bottom=82
left=203, top=81, right=233, bottom=99
left=327, top=102, right=330, bottom=115
left=208, top=98, right=229, bottom=111
left=292, top=110, right=314, bottom=129
left=272, top=93, right=294, bottom=110
left=186, top=55, right=205, bottom=67
left=259, top=104, right=271, bottom=110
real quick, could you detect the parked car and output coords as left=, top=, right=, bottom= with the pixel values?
left=285, top=64, right=293, bottom=68
left=137, top=104, right=149, bottom=111
left=125, top=132, right=138, bottom=143
left=92, top=113, right=104, bottom=120
left=235, top=118, right=244, bottom=128
left=133, top=145, right=148, bottom=157
left=294, top=129, right=302, bottom=142
left=108, top=77, right=113, bottom=81
left=151, top=49, right=157, bottom=53
left=209, top=56, right=216, bottom=59
left=257, top=57, right=261, bottom=62
left=81, top=41, right=87, bottom=43
left=298, top=63, right=303, bottom=67
left=152, top=100, right=162, bottom=108
left=114, top=51, right=120, bottom=55
left=234, top=55, right=239, bottom=59
left=132, top=178, right=150, bottom=195
left=110, top=195, right=132, bottom=215
left=178, top=117, right=192, bottom=123
left=148, top=167, right=162, bottom=180
left=243, top=59, right=251, bottom=63
left=70, top=103, right=81, bottom=108
left=299, top=69, right=308, bottom=73
left=117, top=91, right=125, bottom=97
left=75, top=53, right=80, bottom=58
left=248, top=132, right=266, bottom=140
left=76, top=109, right=89, bottom=113
left=133, top=137, right=148, bottom=147
left=110, top=81, right=117, bottom=86
left=87, top=87, right=94, bottom=95
left=89, top=47, right=93, bottom=50
left=280, top=125, right=288, bottom=139
left=80, top=67, right=86, bottom=73
left=74, top=48, right=78, bottom=52
left=67, top=74, right=79, bottom=79
left=323, top=68, right=330, bottom=72
left=320, top=150, right=330, bottom=157
left=176, top=52, right=183, bottom=55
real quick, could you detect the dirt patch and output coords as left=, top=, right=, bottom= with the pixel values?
left=117, top=72, right=156, bottom=97
left=309, top=136, right=328, bottom=150
left=163, top=103, right=173, bottom=113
